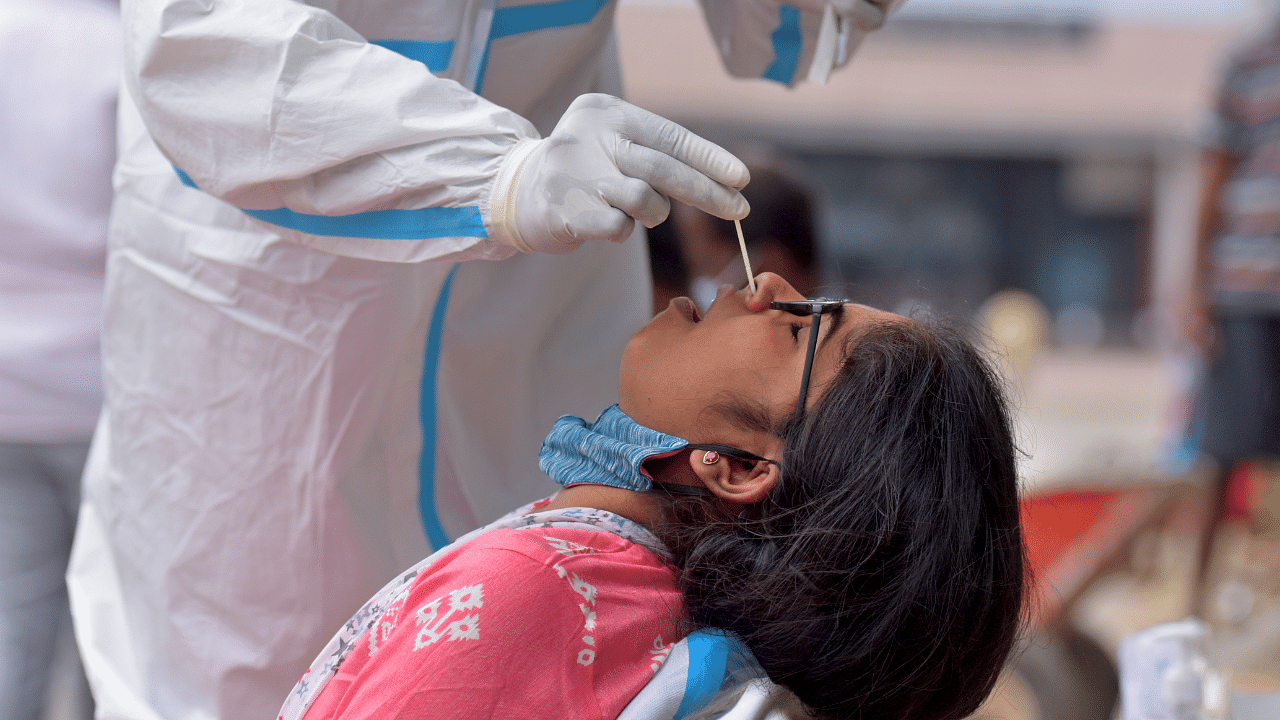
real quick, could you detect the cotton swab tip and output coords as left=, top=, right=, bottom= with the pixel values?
left=735, top=218, right=756, bottom=294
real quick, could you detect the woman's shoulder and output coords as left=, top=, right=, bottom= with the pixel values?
left=326, top=527, right=683, bottom=720
left=453, top=526, right=672, bottom=576
left=433, top=527, right=681, bottom=631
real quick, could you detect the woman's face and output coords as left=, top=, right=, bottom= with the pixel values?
left=619, top=273, right=898, bottom=444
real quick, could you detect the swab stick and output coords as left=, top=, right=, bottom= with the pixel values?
left=735, top=218, right=756, bottom=294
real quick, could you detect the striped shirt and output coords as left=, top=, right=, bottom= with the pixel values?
left=1208, top=29, right=1280, bottom=311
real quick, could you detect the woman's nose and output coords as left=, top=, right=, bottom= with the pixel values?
left=746, top=272, right=804, bottom=312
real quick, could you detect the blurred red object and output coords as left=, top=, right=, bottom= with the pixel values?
left=1020, top=486, right=1179, bottom=627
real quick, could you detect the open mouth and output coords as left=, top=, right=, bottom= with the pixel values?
left=672, top=297, right=701, bottom=323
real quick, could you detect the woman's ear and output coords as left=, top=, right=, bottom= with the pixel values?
left=687, top=447, right=780, bottom=505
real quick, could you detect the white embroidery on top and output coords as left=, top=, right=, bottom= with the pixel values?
left=566, top=572, right=597, bottom=604
left=366, top=603, right=401, bottom=656
left=413, top=584, right=484, bottom=650
left=555, top=564, right=600, bottom=666
left=649, top=635, right=675, bottom=673
left=543, top=536, right=594, bottom=556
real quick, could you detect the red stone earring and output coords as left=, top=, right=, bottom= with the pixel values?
left=701, top=450, right=720, bottom=465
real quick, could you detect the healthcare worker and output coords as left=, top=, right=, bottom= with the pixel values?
left=66, top=3, right=896, bottom=720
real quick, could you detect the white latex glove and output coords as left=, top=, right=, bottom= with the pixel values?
left=490, top=93, right=749, bottom=254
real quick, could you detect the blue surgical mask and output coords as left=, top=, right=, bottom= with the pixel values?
left=539, top=405, right=687, bottom=492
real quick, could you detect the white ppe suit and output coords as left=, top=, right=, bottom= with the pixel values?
left=66, top=3, right=869, bottom=720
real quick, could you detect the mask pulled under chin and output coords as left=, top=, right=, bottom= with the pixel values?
left=538, top=404, right=689, bottom=492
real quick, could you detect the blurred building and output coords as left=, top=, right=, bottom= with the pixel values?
left=616, top=0, right=1254, bottom=348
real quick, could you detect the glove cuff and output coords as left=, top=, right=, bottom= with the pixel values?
left=490, top=139, right=543, bottom=254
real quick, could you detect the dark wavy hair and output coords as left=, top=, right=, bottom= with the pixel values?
left=656, top=316, right=1025, bottom=720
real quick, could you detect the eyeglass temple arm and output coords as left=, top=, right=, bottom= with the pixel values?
left=685, top=443, right=780, bottom=467
left=797, top=312, right=821, bottom=418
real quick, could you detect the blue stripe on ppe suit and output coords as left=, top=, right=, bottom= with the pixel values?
left=491, top=0, right=612, bottom=38
left=418, top=264, right=462, bottom=551
left=171, top=167, right=487, bottom=240
left=675, top=630, right=734, bottom=720
left=475, top=0, right=612, bottom=93
left=763, top=5, right=803, bottom=85
left=369, top=39, right=453, bottom=71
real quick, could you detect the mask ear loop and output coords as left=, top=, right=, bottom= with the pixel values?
left=684, top=443, right=780, bottom=467
left=647, top=445, right=772, bottom=500
left=650, top=480, right=716, bottom=499
left=677, top=445, right=783, bottom=514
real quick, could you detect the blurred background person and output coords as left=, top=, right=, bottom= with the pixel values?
left=681, top=162, right=820, bottom=308
left=0, top=0, right=119, bottom=719
left=646, top=212, right=692, bottom=315
left=1186, top=10, right=1280, bottom=616
left=658, top=161, right=820, bottom=312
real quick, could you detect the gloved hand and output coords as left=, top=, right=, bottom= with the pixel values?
left=490, top=93, right=749, bottom=254
left=794, top=0, right=902, bottom=81
left=793, top=0, right=894, bottom=32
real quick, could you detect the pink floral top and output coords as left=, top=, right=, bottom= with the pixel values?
left=281, top=504, right=683, bottom=720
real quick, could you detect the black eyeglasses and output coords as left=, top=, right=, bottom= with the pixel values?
left=769, top=298, right=846, bottom=417
left=669, top=298, right=844, bottom=478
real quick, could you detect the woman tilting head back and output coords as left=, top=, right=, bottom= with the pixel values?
left=281, top=272, right=1024, bottom=720
left=621, top=273, right=1025, bottom=720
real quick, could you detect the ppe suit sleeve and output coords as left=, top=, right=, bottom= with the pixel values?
left=695, top=1, right=889, bottom=87
left=124, top=0, right=538, bottom=262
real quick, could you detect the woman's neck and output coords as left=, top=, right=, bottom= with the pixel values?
left=537, top=453, right=702, bottom=529
left=536, top=484, right=667, bottom=528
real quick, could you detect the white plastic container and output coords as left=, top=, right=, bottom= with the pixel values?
left=1119, top=619, right=1230, bottom=720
